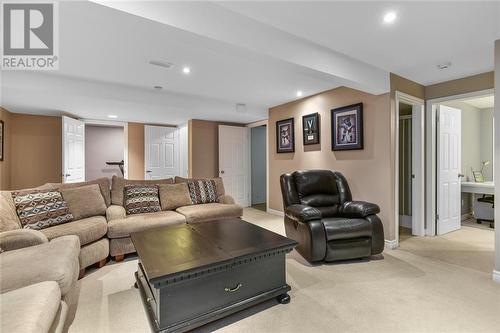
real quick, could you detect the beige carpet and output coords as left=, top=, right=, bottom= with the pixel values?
left=69, top=208, right=500, bottom=333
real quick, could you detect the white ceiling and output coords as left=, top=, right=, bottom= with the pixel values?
left=218, top=1, right=500, bottom=85
left=1, top=1, right=499, bottom=124
left=462, top=95, right=495, bottom=109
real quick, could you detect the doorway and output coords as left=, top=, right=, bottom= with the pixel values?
left=398, top=102, right=413, bottom=241
left=85, top=124, right=124, bottom=181
left=395, top=92, right=425, bottom=245
left=428, top=91, right=495, bottom=235
left=251, top=125, right=267, bottom=211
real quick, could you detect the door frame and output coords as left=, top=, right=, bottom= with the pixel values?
left=425, top=88, right=494, bottom=236
left=83, top=119, right=128, bottom=178
left=247, top=120, right=268, bottom=210
left=395, top=91, right=425, bottom=246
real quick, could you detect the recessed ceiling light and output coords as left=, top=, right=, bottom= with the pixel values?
left=182, top=66, right=191, bottom=74
left=437, top=62, right=452, bottom=70
left=107, top=115, right=118, bottom=119
left=383, top=11, right=397, bottom=24
left=296, top=90, right=303, bottom=97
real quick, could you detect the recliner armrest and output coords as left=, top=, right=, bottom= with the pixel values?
left=0, top=229, right=49, bottom=252
left=285, top=204, right=322, bottom=223
left=339, top=201, right=380, bottom=218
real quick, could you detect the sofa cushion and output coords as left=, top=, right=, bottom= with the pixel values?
left=322, top=217, right=373, bottom=241
left=111, top=176, right=173, bottom=206
left=40, top=216, right=107, bottom=246
left=60, top=184, right=107, bottom=220
left=53, top=177, right=112, bottom=207
left=176, top=203, right=243, bottom=223
left=0, top=281, right=62, bottom=333
left=124, top=185, right=161, bottom=215
left=187, top=179, right=219, bottom=204
left=107, top=211, right=186, bottom=238
left=0, top=235, right=80, bottom=295
left=11, top=189, right=73, bottom=230
left=175, top=176, right=225, bottom=197
left=0, top=191, right=21, bottom=232
left=159, top=183, right=192, bottom=211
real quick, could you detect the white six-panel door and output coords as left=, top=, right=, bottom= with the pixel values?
left=437, top=105, right=462, bottom=235
left=145, top=125, right=179, bottom=180
left=219, top=125, right=250, bottom=207
left=62, top=116, right=85, bottom=183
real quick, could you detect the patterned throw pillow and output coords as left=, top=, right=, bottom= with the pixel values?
left=123, top=185, right=161, bottom=215
left=187, top=179, right=219, bottom=204
left=11, top=190, right=74, bottom=230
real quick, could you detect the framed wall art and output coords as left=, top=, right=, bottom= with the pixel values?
left=302, top=112, right=320, bottom=145
left=276, top=118, right=295, bottom=153
left=331, top=103, right=363, bottom=151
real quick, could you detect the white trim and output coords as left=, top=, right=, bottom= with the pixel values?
left=493, top=270, right=500, bottom=284
left=83, top=119, right=126, bottom=127
left=425, top=88, right=494, bottom=237
left=395, top=91, right=425, bottom=245
left=247, top=119, right=267, bottom=128
left=385, top=239, right=398, bottom=250
left=267, top=208, right=284, bottom=217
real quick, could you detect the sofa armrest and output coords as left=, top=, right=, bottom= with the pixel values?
left=219, top=195, right=235, bottom=205
left=285, top=204, right=322, bottom=223
left=0, top=229, right=49, bottom=251
left=339, top=201, right=380, bottom=218
left=106, top=205, right=126, bottom=222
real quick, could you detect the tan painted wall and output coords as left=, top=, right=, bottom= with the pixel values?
left=189, top=119, right=219, bottom=179
left=9, top=113, right=62, bottom=189
left=127, top=122, right=145, bottom=180
left=268, top=87, right=392, bottom=240
left=0, top=108, right=11, bottom=190
left=188, top=119, right=246, bottom=179
left=425, top=72, right=494, bottom=100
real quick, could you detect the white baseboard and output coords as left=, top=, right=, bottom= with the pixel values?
left=493, top=270, right=500, bottom=283
left=267, top=208, right=284, bottom=217
left=385, top=239, right=399, bottom=250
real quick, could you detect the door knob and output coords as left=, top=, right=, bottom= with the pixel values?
left=220, top=170, right=225, bottom=174
left=146, top=170, right=152, bottom=173
left=458, top=173, right=465, bottom=178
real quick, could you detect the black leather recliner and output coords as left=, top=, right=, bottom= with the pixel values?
left=280, top=170, right=384, bottom=262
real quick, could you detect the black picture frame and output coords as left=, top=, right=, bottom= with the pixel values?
left=0, top=120, right=3, bottom=161
left=331, top=103, right=363, bottom=151
left=302, top=112, right=320, bottom=145
left=276, top=118, right=295, bottom=153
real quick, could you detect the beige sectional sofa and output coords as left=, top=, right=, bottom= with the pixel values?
left=106, top=176, right=243, bottom=261
left=0, top=178, right=111, bottom=277
left=0, top=233, right=80, bottom=333
left=0, top=175, right=242, bottom=332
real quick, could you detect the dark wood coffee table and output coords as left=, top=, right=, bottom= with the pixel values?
left=131, top=218, right=297, bottom=333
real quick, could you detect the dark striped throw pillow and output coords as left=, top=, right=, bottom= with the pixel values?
left=123, top=185, right=161, bottom=215
left=187, top=179, right=219, bottom=204
left=12, top=189, right=74, bottom=230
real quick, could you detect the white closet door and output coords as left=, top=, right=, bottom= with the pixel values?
left=145, top=125, right=179, bottom=180
left=219, top=125, right=250, bottom=207
left=437, top=105, right=462, bottom=235
left=62, top=116, right=85, bottom=183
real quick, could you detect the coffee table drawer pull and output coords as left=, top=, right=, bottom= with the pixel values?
left=224, top=283, right=242, bottom=293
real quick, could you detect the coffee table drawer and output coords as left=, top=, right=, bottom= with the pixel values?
left=156, top=254, right=286, bottom=329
